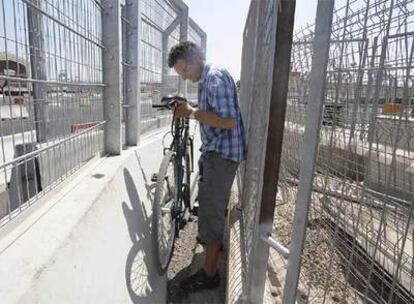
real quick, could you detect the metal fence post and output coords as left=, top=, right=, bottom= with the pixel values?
left=162, top=18, right=180, bottom=96
left=27, top=0, right=47, bottom=143
left=124, top=0, right=141, bottom=146
left=246, top=0, right=296, bottom=303
left=178, top=3, right=188, bottom=96
left=102, top=0, right=122, bottom=154
left=201, top=32, right=207, bottom=59
left=282, top=0, right=334, bottom=303
left=189, top=18, right=207, bottom=57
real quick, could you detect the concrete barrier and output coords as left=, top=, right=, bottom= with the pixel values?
left=283, top=123, right=414, bottom=202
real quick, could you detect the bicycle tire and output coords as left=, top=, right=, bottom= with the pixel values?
left=152, top=150, right=176, bottom=274
left=183, top=145, right=192, bottom=210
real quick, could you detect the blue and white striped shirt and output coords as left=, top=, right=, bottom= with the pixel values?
left=197, top=64, right=247, bottom=162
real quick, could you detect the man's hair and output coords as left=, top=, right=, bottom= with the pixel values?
left=168, top=41, right=204, bottom=68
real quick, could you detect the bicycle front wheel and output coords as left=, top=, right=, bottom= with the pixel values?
left=153, top=151, right=177, bottom=274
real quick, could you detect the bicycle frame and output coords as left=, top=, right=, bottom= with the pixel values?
left=169, top=116, right=193, bottom=218
left=151, top=95, right=197, bottom=272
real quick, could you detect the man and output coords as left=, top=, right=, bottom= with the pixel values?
left=168, top=41, right=247, bottom=292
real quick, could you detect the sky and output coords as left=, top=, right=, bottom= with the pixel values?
left=184, top=0, right=318, bottom=80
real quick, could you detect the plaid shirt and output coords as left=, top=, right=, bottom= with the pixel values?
left=197, top=64, right=247, bottom=162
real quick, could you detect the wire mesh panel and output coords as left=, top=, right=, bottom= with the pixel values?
left=231, top=0, right=414, bottom=302
left=188, top=23, right=201, bottom=47
left=227, top=0, right=279, bottom=302
left=186, top=20, right=206, bottom=102
left=241, top=0, right=279, bottom=270
left=270, top=0, right=414, bottom=303
left=0, top=0, right=104, bottom=226
left=186, top=27, right=200, bottom=102
left=227, top=2, right=259, bottom=302
left=137, top=0, right=180, bottom=135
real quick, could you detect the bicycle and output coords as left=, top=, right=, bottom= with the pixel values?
left=151, top=95, right=196, bottom=274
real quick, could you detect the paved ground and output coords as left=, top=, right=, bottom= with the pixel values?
left=0, top=133, right=168, bottom=303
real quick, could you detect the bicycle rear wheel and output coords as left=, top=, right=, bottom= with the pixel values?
left=152, top=151, right=177, bottom=274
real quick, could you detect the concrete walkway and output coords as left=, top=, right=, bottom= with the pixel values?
left=0, top=130, right=170, bottom=303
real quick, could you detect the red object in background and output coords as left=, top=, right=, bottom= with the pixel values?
left=71, top=122, right=100, bottom=133
left=13, top=97, right=25, bottom=105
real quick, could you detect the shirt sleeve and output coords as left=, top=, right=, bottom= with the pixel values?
left=207, top=74, right=237, bottom=120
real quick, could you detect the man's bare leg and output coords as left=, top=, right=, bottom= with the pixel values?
left=203, top=243, right=221, bottom=276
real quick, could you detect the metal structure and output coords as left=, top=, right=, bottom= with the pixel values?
left=0, top=0, right=105, bottom=226
left=121, top=0, right=206, bottom=138
left=232, top=0, right=414, bottom=303
left=0, top=0, right=206, bottom=227
left=227, top=0, right=295, bottom=303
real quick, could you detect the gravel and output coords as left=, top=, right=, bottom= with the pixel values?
left=270, top=185, right=365, bottom=304
left=167, top=217, right=225, bottom=304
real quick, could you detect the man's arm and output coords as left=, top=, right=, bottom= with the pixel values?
left=174, top=103, right=236, bottom=129
left=193, top=108, right=236, bottom=129
left=174, top=71, right=238, bottom=129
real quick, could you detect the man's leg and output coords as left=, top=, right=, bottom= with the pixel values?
left=203, top=243, right=221, bottom=276
left=180, top=153, right=238, bottom=292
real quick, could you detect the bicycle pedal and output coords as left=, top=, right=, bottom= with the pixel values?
left=179, top=219, right=187, bottom=229
left=161, top=207, right=171, bottom=214
left=191, top=206, right=199, bottom=216
left=151, top=173, right=158, bottom=182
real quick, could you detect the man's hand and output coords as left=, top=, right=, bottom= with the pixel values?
left=173, top=102, right=236, bottom=129
left=174, top=102, right=196, bottom=118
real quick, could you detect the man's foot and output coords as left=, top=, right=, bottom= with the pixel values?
left=196, top=236, right=224, bottom=251
left=179, top=269, right=220, bottom=292
left=196, top=236, right=207, bottom=246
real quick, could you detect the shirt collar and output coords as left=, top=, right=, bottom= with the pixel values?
left=199, top=63, right=211, bottom=84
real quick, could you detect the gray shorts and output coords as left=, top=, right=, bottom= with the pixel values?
left=198, top=152, right=239, bottom=244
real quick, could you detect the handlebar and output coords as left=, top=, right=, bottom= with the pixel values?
left=152, top=95, right=198, bottom=110
left=152, top=104, right=169, bottom=108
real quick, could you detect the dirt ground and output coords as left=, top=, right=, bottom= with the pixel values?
left=269, top=184, right=369, bottom=304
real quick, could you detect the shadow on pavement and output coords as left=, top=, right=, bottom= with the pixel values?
left=167, top=252, right=204, bottom=303
left=122, top=168, right=165, bottom=303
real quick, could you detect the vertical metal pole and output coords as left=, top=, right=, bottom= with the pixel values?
left=282, top=1, right=334, bottom=303
left=102, top=0, right=122, bottom=155
left=349, top=2, right=370, bottom=140
left=27, top=0, right=47, bottom=143
left=360, top=36, right=378, bottom=140
left=162, top=33, right=170, bottom=97
left=201, top=33, right=207, bottom=59
left=161, top=18, right=180, bottom=97
left=367, top=0, right=395, bottom=145
left=247, top=0, right=296, bottom=303
left=125, top=0, right=141, bottom=146
left=178, top=5, right=188, bottom=96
